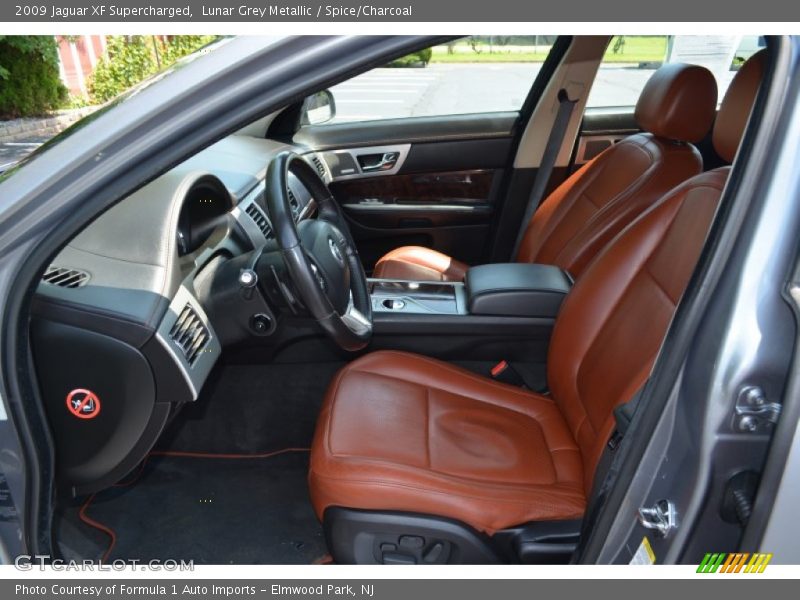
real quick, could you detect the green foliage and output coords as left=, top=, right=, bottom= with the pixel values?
left=416, top=47, right=432, bottom=64
left=0, top=36, right=67, bottom=118
left=88, top=36, right=157, bottom=103
left=386, top=47, right=432, bottom=68
left=160, top=35, right=216, bottom=64
left=89, top=35, right=217, bottom=103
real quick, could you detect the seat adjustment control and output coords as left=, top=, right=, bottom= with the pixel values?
left=399, top=535, right=425, bottom=549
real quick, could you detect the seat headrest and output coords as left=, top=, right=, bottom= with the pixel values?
left=634, top=63, right=718, bottom=143
left=713, top=49, right=767, bottom=163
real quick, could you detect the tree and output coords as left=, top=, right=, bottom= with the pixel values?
left=0, top=36, right=67, bottom=119
left=89, top=36, right=218, bottom=104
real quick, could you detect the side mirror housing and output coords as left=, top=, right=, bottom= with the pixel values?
left=301, top=90, right=336, bottom=126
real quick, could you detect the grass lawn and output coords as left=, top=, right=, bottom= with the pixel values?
left=430, top=36, right=668, bottom=64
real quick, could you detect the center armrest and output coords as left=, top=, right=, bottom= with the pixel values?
left=465, top=263, right=573, bottom=318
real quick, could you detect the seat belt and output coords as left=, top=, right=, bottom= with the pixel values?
left=510, top=89, right=578, bottom=260
left=573, top=385, right=646, bottom=561
left=607, top=388, right=643, bottom=451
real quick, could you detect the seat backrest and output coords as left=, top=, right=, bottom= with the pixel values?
left=546, top=50, right=767, bottom=493
left=516, top=63, right=718, bottom=278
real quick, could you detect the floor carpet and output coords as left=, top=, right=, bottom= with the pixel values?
left=56, top=362, right=344, bottom=564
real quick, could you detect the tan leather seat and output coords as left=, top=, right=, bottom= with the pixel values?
left=310, top=51, right=766, bottom=535
left=372, top=63, right=719, bottom=282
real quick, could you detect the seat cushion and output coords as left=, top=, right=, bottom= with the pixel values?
left=309, top=351, right=586, bottom=534
left=372, top=246, right=468, bottom=282
left=515, top=132, right=703, bottom=277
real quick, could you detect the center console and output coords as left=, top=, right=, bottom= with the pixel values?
left=368, top=263, right=573, bottom=363
left=370, top=280, right=466, bottom=315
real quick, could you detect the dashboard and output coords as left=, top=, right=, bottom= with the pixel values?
left=30, top=133, right=328, bottom=494
left=176, top=176, right=232, bottom=257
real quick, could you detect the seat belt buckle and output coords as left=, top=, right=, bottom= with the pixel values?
left=490, top=360, right=528, bottom=389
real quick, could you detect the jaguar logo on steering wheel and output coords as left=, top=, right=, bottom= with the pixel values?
left=328, top=237, right=345, bottom=266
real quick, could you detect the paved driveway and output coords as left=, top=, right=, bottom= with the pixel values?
left=0, top=135, right=49, bottom=171
left=329, top=63, right=736, bottom=123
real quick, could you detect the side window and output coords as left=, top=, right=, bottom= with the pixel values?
left=586, top=35, right=766, bottom=111
left=321, top=36, right=556, bottom=124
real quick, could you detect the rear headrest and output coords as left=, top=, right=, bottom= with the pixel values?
left=634, top=63, right=718, bottom=143
left=713, top=49, right=767, bottom=163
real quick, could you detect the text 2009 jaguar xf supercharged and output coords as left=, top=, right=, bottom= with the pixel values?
left=0, top=35, right=799, bottom=565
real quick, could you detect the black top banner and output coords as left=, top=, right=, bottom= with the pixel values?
left=3, top=0, right=800, bottom=22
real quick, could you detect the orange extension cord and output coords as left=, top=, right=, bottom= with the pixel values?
left=77, top=447, right=311, bottom=563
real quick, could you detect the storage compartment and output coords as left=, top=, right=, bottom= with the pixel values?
left=30, top=319, right=168, bottom=494
left=465, top=263, right=572, bottom=318
left=369, top=279, right=466, bottom=314
left=368, top=267, right=569, bottom=364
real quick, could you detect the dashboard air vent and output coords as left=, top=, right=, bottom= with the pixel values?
left=42, top=266, right=90, bottom=288
left=169, top=303, right=210, bottom=365
left=287, top=187, right=300, bottom=218
left=311, top=154, right=327, bottom=179
left=245, top=203, right=273, bottom=239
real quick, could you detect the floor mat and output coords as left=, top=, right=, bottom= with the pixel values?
left=156, top=362, right=344, bottom=454
left=58, top=362, right=343, bottom=565
left=62, top=450, right=327, bottom=565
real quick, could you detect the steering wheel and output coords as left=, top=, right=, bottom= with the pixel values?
left=264, top=151, right=372, bottom=351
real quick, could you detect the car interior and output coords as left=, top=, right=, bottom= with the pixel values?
left=29, top=36, right=770, bottom=564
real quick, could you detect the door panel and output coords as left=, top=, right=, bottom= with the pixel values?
left=332, top=169, right=496, bottom=268
left=301, top=114, right=517, bottom=272
left=294, top=112, right=518, bottom=150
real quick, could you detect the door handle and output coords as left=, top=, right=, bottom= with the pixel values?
left=358, top=152, right=400, bottom=173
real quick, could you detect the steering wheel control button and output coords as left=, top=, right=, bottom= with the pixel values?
left=65, top=389, right=101, bottom=420
left=309, top=262, right=327, bottom=291
left=250, top=313, right=274, bottom=336
left=382, top=298, right=405, bottom=310
left=328, top=237, right=345, bottom=266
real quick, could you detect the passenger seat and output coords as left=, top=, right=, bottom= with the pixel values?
left=372, top=63, right=719, bottom=282
left=308, top=52, right=767, bottom=562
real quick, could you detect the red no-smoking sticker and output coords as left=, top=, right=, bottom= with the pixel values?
left=66, top=389, right=101, bottom=420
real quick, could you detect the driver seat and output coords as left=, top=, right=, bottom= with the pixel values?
left=308, top=51, right=766, bottom=563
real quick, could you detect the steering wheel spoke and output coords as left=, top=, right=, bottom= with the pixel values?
left=342, top=293, right=372, bottom=336
left=264, top=151, right=373, bottom=351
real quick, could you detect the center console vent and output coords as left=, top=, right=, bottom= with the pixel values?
left=310, top=154, right=327, bottom=179
left=245, top=203, right=274, bottom=240
left=287, top=187, right=300, bottom=219
left=42, top=266, right=90, bottom=288
left=169, top=303, right=210, bottom=365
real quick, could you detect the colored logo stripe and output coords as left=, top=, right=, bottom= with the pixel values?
left=697, top=553, right=726, bottom=573
left=697, top=552, right=772, bottom=573
left=745, top=553, right=773, bottom=573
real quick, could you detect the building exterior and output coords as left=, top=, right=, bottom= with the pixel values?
left=55, top=35, right=107, bottom=97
